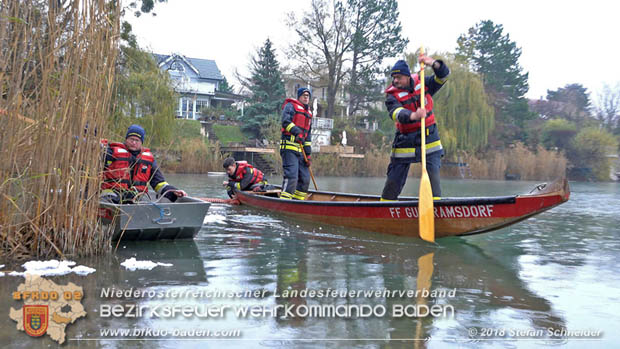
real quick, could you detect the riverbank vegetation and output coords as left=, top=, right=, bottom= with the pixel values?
left=159, top=121, right=223, bottom=173
left=308, top=142, right=566, bottom=181
left=0, top=1, right=120, bottom=259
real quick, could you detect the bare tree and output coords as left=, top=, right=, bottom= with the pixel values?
left=287, top=0, right=354, bottom=119
left=594, top=83, right=620, bottom=133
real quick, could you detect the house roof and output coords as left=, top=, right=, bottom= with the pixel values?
left=154, top=53, right=224, bottom=81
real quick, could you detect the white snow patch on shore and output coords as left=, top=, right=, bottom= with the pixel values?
left=120, top=257, right=173, bottom=271
left=22, top=260, right=76, bottom=276
left=0, top=260, right=96, bottom=277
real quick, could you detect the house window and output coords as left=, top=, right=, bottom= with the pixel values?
left=134, top=105, right=143, bottom=118
left=178, top=97, right=193, bottom=119
left=195, top=99, right=209, bottom=116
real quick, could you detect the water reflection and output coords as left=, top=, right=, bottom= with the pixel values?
left=195, top=204, right=569, bottom=348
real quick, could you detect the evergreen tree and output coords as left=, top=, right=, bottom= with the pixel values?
left=242, top=39, right=286, bottom=138
left=546, top=83, right=591, bottom=124
left=456, top=20, right=533, bottom=145
left=547, top=84, right=590, bottom=111
left=530, top=83, right=593, bottom=131
left=218, top=77, right=234, bottom=94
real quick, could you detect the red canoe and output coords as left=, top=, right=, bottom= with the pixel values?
left=230, top=178, right=570, bottom=240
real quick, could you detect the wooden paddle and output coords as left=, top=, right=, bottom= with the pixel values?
left=301, top=144, right=318, bottom=190
left=418, top=46, right=435, bottom=242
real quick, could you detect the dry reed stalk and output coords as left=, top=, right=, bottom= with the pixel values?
left=460, top=144, right=566, bottom=180
left=161, top=139, right=224, bottom=173
left=0, top=0, right=120, bottom=259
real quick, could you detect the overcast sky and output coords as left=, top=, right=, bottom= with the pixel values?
left=126, top=0, right=620, bottom=101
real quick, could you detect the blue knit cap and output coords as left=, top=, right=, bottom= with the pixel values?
left=390, top=60, right=411, bottom=77
left=297, top=87, right=311, bottom=99
left=126, top=124, right=145, bottom=142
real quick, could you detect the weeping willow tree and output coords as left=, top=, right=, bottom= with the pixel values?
left=110, top=46, right=177, bottom=147
left=0, top=0, right=120, bottom=259
left=405, top=52, right=494, bottom=157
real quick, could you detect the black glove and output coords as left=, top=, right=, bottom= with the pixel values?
left=162, top=185, right=179, bottom=202
left=121, top=191, right=136, bottom=204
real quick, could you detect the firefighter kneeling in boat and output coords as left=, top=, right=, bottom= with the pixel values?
left=222, top=157, right=273, bottom=198
left=101, top=124, right=186, bottom=204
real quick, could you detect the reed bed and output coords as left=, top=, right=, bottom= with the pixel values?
left=0, top=0, right=120, bottom=259
left=309, top=142, right=566, bottom=181
left=162, top=139, right=224, bottom=173
left=461, top=143, right=566, bottom=180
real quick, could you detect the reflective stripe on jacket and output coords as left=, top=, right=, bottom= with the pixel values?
left=385, top=74, right=436, bottom=134
left=281, top=98, right=312, bottom=139
left=228, top=161, right=265, bottom=190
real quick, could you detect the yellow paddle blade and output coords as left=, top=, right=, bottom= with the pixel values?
left=418, top=170, right=435, bottom=242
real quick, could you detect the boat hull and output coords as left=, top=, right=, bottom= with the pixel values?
left=98, top=196, right=211, bottom=241
left=234, top=179, right=570, bottom=239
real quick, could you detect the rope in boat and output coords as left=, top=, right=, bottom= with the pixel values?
left=198, top=197, right=240, bottom=205
left=150, top=202, right=166, bottom=223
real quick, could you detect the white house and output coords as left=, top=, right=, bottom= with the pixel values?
left=154, top=53, right=243, bottom=120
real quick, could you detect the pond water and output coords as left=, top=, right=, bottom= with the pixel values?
left=1, top=175, right=619, bottom=348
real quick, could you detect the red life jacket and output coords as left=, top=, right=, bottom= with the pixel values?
left=281, top=98, right=313, bottom=139
left=101, top=142, right=155, bottom=193
left=229, top=161, right=264, bottom=186
left=385, top=74, right=435, bottom=134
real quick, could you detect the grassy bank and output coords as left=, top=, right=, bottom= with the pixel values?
left=212, top=124, right=246, bottom=144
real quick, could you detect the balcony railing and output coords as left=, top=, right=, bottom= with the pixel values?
left=312, top=117, right=333, bottom=129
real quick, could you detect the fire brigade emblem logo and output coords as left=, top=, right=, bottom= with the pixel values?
left=23, top=305, right=49, bottom=337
